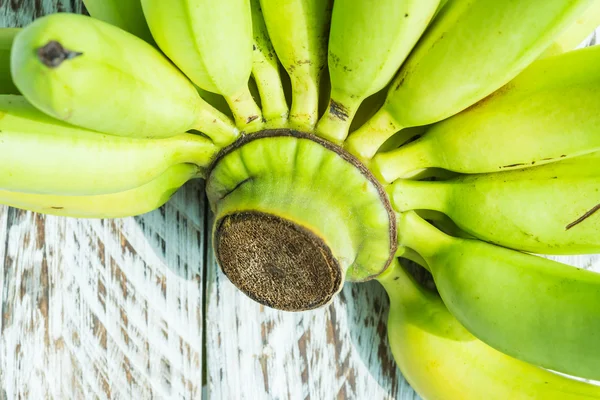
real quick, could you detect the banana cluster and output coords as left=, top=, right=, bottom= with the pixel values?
left=3, top=0, right=600, bottom=398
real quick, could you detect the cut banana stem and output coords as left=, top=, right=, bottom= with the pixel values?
left=316, top=0, right=439, bottom=143
left=540, top=1, right=600, bottom=58
left=141, top=0, right=262, bottom=132
left=259, top=0, right=333, bottom=131
left=10, top=13, right=238, bottom=144
left=379, top=259, right=600, bottom=400
left=374, top=44, right=600, bottom=179
left=0, top=163, right=200, bottom=219
left=250, top=0, right=289, bottom=124
left=391, top=151, right=600, bottom=254
left=397, top=210, right=600, bottom=381
left=206, top=129, right=396, bottom=311
left=0, top=28, right=20, bottom=95
left=0, top=95, right=217, bottom=196
left=345, top=0, right=593, bottom=159
left=82, top=0, right=155, bottom=45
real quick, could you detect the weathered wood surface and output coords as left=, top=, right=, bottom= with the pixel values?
left=0, top=2, right=599, bottom=399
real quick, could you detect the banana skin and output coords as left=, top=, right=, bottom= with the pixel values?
left=390, top=151, right=600, bottom=254
left=346, top=0, right=593, bottom=160
left=0, top=164, right=200, bottom=219
left=11, top=13, right=238, bottom=144
left=374, top=44, right=600, bottom=180
left=0, top=95, right=217, bottom=196
left=397, top=211, right=600, bottom=381
left=379, top=258, right=600, bottom=400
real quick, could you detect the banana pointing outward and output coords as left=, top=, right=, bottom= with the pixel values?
left=259, top=0, right=333, bottom=131
left=82, top=0, right=155, bottom=45
left=390, top=151, right=600, bottom=255
left=141, top=0, right=262, bottom=131
left=11, top=13, right=238, bottom=145
left=0, top=28, right=19, bottom=95
left=316, top=0, right=440, bottom=144
left=373, top=44, right=600, bottom=180
left=378, top=258, right=600, bottom=400
left=250, top=0, right=289, bottom=125
left=345, top=0, right=593, bottom=160
left=540, top=1, right=600, bottom=58
left=0, top=163, right=200, bottom=219
left=0, top=95, right=217, bottom=196
left=397, top=211, right=600, bottom=381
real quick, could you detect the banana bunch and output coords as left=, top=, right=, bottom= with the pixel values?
left=4, top=1, right=600, bottom=398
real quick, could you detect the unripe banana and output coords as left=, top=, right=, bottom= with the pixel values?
left=316, top=0, right=440, bottom=143
left=141, top=0, right=262, bottom=131
left=259, top=0, right=333, bottom=131
left=11, top=13, right=238, bottom=145
left=391, top=151, right=600, bottom=255
left=0, top=28, right=19, bottom=95
left=250, top=0, right=289, bottom=125
left=0, top=163, right=200, bottom=219
left=0, top=95, right=217, bottom=196
left=374, top=44, right=600, bottom=180
left=540, top=1, right=600, bottom=58
left=82, top=0, right=155, bottom=44
left=379, top=258, right=600, bottom=400
left=345, top=0, right=593, bottom=160
left=397, top=210, right=600, bottom=381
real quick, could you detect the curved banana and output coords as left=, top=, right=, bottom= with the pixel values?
left=0, top=163, right=200, bottom=219
left=345, top=0, right=593, bottom=160
left=0, top=95, right=217, bottom=196
left=379, top=258, right=600, bottom=400
left=540, top=1, right=600, bottom=58
left=250, top=0, right=289, bottom=125
left=397, top=210, right=600, bottom=381
left=0, top=28, right=19, bottom=95
left=259, top=0, right=333, bottom=131
left=374, top=44, right=600, bottom=180
left=316, top=0, right=440, bottom=143
left=11, top=13, right=237, bottom=145
left=141, top=0, right=262, bottom=131
left=390, top=151, right=600, bottom=254
left=82, top=0, right=155, bottom=44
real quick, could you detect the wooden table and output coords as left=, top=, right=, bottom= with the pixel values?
left=1, top=2, right=599, bottom=399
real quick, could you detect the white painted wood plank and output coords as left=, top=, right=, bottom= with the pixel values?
left=1, top=177, right=207, bottom=399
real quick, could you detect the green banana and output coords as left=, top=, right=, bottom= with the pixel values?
left=345, top=0, right=593, bottom=160
left=10, top=13, right=238, bottom=145
left=379, top=258, right=600, bottom=400
left=397, top=210, right=600, bottom=380
left=373, top=44, right=600, bottom=180
left=0, top=95, right=217, bottom=196
left=390, top=151, right=600, bottom=254
left=82, top=0, right=155, bottom=44
left=316, top=0, right=440, bottom=143
left=540, top=1, right=600, bottom=58
left=259, top=0, right=333, bottom=131
left=250, top=0, right=289, bottom=125
left=141, top=0, right=262, bottom=131
left=0, top=163, right=200, bottom=219
left=0, top=28, right=19, bottom=95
